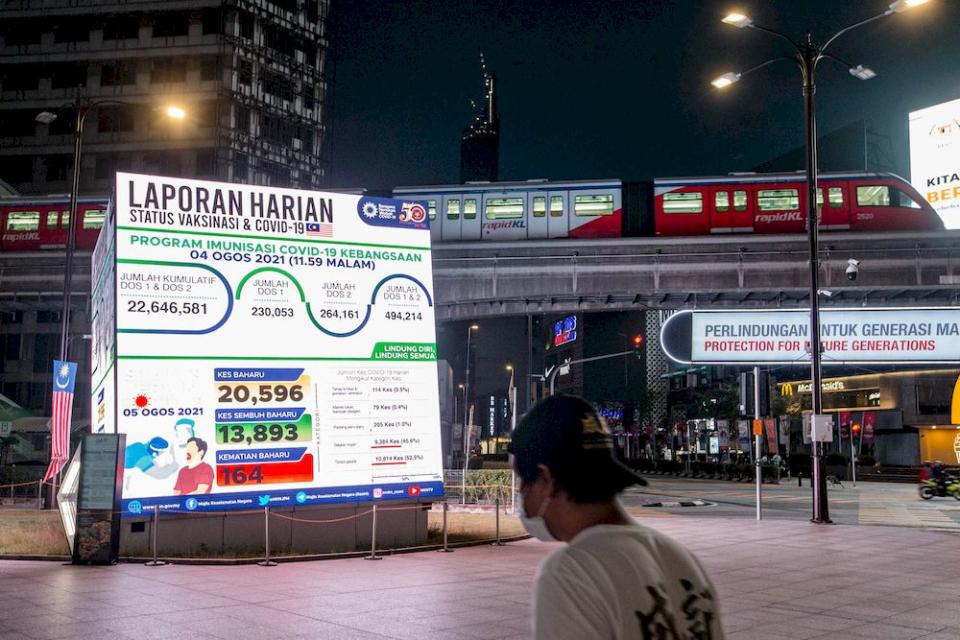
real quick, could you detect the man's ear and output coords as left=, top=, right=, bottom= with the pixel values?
left=536, top=464, right=556, bottom=494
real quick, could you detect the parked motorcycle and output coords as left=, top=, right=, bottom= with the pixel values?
left=919, top=476, right=960, bottom=500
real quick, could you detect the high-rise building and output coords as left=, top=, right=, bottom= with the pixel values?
left=459, top=54, right=499, bottom=183
left=0, top=0, right=330, bottom=195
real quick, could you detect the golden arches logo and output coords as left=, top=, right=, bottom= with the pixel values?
left=952, top=374, right=960, bottom=425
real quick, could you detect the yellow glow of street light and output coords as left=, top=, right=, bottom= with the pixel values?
left=711, top=72, right=741, bottom=89
left=889, top=0, right=929, bottom=12
left=470, top=324, right=479, bottom=330
left=721, top=12, right=753, bottom=27
left=505, top=364, right=513, bottom=372
left=165, top=105, right=186, bottom=120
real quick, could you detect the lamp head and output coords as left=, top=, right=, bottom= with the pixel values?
left=35, top=111, right=58, bottom=125
left=848, top=65, right=876, bottom=80
left=721, top=12, right=753, bottom=28
left=164, top=105, right=186, bottom=120
left=888, top=0, right=929, bottom=13
left=711, top=72, right=741, bottom=89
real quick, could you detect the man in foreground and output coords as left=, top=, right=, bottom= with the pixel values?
left=511, top=394, right=724, bottom=639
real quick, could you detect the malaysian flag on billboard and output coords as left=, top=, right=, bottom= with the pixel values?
left=43, top=360, right=77, bottom=482
left=305, top=222, right=333, bottom=237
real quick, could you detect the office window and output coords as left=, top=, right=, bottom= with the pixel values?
left=97, top=105, right=134, bottom=133
left=152, top=12, right=189, bottom=38
left=574, top=194, right=614, bottom=216
left=663, top=191, right=703, bottom=214
left=757, top=189, right=799, bottom=211
left=549, top=195, right=564, bottom=217
left=50, top=63, right=87, bottom=89
left=3, top=334, right=21, bottom=360
left=200, top=57, right=219, bottom=81
left=150, top=60, right=187, bottom=84
left=53, top=20, right=90, bottom=43
left=446, top=199, right=460, bottom=220
left=532, top=196, right=546, bottom=218
left=6, top=211, right=39, bottom=231
left=485, top=197, right=524, bottom=220
left=101, top=62, right=136, bottom=87
left=238, top=60, right=254, bottom=86
left=196, top=150, right=216, bottom=177
left=715, top=191, right=729, bottom=212
left=463, top=198, right=477, bottom=220
left=103, top=16, right=139, bottom=40
left=202, top=8, right=222, bottom=35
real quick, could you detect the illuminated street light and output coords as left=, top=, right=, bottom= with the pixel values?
left=711, top=1, right=932, bottom=524
left=165, top=105, right=187, bottom=120
left=888, top=0, right=929, bottom=14
left=722, top=12, right=753, bottom=28
left=711, top=72, right=741, bottom=88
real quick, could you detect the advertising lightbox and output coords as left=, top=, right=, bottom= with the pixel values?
left=909, top=97, right=960, bottom=229
left=94, top=173, right=443, bottom=515
left=660, top=308, right=960, bottom=365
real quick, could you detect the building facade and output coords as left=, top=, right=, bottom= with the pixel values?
left=0, top=0, right=330, bottom=195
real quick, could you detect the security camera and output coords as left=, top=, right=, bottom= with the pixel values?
left=846, top=259, right=860, bottom=281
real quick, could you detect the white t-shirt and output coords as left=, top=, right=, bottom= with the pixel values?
left=534, top=521, right=724, bottom=640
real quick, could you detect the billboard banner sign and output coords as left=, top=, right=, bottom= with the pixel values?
left=661, top=308, right=960, bottom=365
left=104, top=173, right=443, bottom=516
left=909, top=98, right=960, bottom=229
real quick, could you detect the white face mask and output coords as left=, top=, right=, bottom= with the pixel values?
left=518, top=494, right=556, bottom=542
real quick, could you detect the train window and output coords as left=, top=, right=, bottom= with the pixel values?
left=83, top=209, right=106, bottom=229
left=464, top=198, right=477, bottom=219
left=894, top=189, right=922, bottom=209
left=816, top=187, right=843, bottom=208
left=574, top=194, right=614, bottom=216
left=734, top=190, right=747, bottom=211
left=715, top=191, right=729, bottom=212
left=757, top=189, right=799, bottom=211
left=532, top=196, right=546, bottom=217
left=427, top=200, right=437, bottom=220
left=550, top=196, right=564, bottom=217
left=45, top=211, right=61, bottom=228
left=5, top=211, right=40, bottom=231
left=857, top=186, right=888, bottom=207
left=446, top=199, right=460, bottom=220
left=663, top=192, right=703, bottom=214
left=485, top=197, right=524, bottom=219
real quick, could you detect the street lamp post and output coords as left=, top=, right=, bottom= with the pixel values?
left=35, top=97, right=187, bottom=504
left=461, top=324, right=479, bottom=503
left=713, top=0, right=931, bottom=524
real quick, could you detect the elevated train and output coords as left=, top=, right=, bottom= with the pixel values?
left=393, top=172, right=942, bottom=242
left=0, top=172, right=941, bottom=251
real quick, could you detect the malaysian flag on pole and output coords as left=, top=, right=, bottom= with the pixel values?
left=43, top=360, right=77, bottom=483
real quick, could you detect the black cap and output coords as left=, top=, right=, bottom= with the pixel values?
left=510, top=394, right=647, bottom=500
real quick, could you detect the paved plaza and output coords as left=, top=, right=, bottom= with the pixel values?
left=2, top=515, right=960, bottom=640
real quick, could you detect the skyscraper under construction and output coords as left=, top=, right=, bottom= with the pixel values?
left=0, top=0, right=330, bottom=195
left=460, top=55, right=499, bottom=184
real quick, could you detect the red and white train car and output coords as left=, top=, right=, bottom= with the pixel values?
left=0, top=196, right=110, bottom=251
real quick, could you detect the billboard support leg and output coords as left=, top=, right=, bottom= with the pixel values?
left=257, top=506, right=277, bottom=567
left=438, top=499, right=453, bottom=552
left=145, top=505, right=167, bottom=567
left=365, top=504, right=382, bottom=560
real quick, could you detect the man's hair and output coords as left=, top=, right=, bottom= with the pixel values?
left=511, top=395, right=638, bottom=503
left=188, top=437, right=208, bottom=458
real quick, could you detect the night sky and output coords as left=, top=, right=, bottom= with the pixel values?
left=327, top=0, right=959, bottom=191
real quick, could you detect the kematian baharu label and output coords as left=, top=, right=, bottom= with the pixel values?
left=95, top=173, right=443, bottom=515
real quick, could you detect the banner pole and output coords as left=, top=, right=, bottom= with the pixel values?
left=438, top=499, right=453, bottom=552
left=257, top=506, right=277, bottom=566
left=145, top=505, right=167, bottom=566
left=365, top=504, right=382, bottom=561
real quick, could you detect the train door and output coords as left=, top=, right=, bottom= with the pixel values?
left=709, top=187, right=753, bottom=233
left=441, top=195, right=461, bottom=242
left=482, top=192, right=527, bottom=240
left=528, top=193, right=548, bottom=238
left=817, top=182, right=849, bottom=230
left=43, top=206, right=69, bottom=248
left=547, top=190, right=569, bottom=238
left=461, top=194, right=481, bottom=240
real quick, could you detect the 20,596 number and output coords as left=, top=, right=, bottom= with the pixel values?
left=217, top=384, right=303, bottom=403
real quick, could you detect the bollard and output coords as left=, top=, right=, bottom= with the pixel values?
left=491, top=497, right=503, bottom=546
left=144, top=505, right=167, bottom=566
left=37, top=481, right=43, bottom=510
left=364, top=504, right=382, bottom=560
left=257, top=506, right=277, bottom=567
left=798, top=472, right=803, bottom=487
left=438, top=499, right=453, bottom=553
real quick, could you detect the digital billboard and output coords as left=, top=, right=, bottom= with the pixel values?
left=909, top=97, right=960, bottom=229
left=96, top=173, right=443, bottom=515
left=661, top=308, right=960, bottom=365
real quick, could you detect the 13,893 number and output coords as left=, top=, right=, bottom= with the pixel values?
left=217, top=384, right=303, bottom=403
left=217, top=423, right=298, bottom=443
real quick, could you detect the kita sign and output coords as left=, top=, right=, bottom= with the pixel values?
left=660, top=308, right=960, bottom=365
